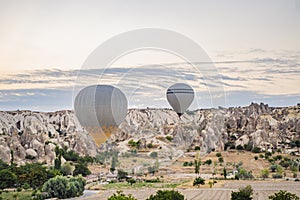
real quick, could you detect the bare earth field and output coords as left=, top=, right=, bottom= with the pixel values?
left=78, top=180, right=300, bottom=200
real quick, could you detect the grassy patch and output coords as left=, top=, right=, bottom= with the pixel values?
left=0, top=191, right=32, bottom=200
left=103, top=182, right=181, bottom=189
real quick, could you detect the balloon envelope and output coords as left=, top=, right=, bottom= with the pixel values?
left=74, top=85, right=128, bottom=145
left=166, top=83, right=194, bottom=117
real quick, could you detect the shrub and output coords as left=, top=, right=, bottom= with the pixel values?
left=146, top=190, right=184, bottom=200
left=272, top=174, right=283, bottom=179
left=268, top=190, right=300, bottom=200
left=108, top=191, right=137, bottom=200
left=165, top=136, right=173, bottom=142
left=150, top=152, right=158, bottom=158
left=216, top=153, right=222, bottom=157
left=270, top=165, right=277, bottom=172
left=194, top=146, right=201, bottom=151
left=261, top=169, right=269, bottom=178
left=252, top=147, right=261, bottom=153
left=204, top=159, right=212, bottom=165
left=0, top=169, right=17, bottom=189
left=0, top=159, right=9, bottom=170
left=254, top=156, right=258, bottom=160
left=236, top=145, right=244, bottom=150
left=218, top=157, right=224, bottom=163
left=231, top=185, right=253, bottom=200
left=193, top=177, right=205, bottom=187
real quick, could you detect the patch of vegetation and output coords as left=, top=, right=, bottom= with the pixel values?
left=108, top=190, right=137, bottom=200
left=193, top=177, right=205, bottom=187
left=128, top=139, right=141, bottom=148
left=146, top=190, right=185, bottom=200
left=231, top=185, right=253, bottom=200
left=269, top=190, right=300, bottom=200
left=42, top=175, right=86, bottom=199
left=0, top=191, right=32, bottom=200
left=165, top=136, right=173, bottom=142
left=261, top=169, right=270, bottom=178
left=73, top=162, right=91, bottom=176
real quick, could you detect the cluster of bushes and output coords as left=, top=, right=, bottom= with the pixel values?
left=231, top=185, right=299, bottom=200
left=108, top=190, right=185, bottom=200
left=0, top=161, right=51, bottom=190
left=183, top=161, right=193, bottom=166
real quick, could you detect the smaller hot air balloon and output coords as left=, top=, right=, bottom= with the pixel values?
left=166, top=83, right=194, bottom=117
left=74, top=85, right=128, bottom=146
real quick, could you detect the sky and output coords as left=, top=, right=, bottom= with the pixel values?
left=0, top=0, right=299, bottom=111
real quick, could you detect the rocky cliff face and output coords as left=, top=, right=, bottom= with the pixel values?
left=0, top=110, right=98, bottom=165
left=0, top=103, right=299, bottom=165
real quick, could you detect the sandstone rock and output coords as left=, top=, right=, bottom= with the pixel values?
left=25, top=148, right=37, bottom=158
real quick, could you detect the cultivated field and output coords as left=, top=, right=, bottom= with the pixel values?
left=79, top=180, right=300, bottom=200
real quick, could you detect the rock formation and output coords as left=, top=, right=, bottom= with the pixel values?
left=0, top=103, right=299, bottom=165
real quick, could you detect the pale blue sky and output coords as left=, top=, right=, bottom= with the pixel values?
left=0, top=0, right=299, bottom=111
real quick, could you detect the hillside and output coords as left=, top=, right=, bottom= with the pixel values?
left=0, top=103, right=299, bottom=165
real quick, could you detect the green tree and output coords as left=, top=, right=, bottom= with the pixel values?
left=193, top=177, right=205, bottom=187
left=117, top=169, right=128, bottom=180
left=73, top=162, right=91, bottom=177
left=10, top=149, right=14, bottom=167
left=110, top=155, right=117, bottom=173
left=14, top=162, right=49, bottom=189
left=42, top=175, right=86, bottom=199
left=268, top=190, right=300, bottom=200
left=0, top=169, right=17, bottom=189
left=231, top=185, right=253, bottom=200
left=146, top=190, right=185, bottom=200
left=108, top=190, right=137, bottom=200
left=223, top=167, right=227, bottom=179
left=194, top=160, right=201, bottom=174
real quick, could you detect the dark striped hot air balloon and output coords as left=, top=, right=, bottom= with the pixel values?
left=166, top=83, right=194, bottom=117
left=74, top=85, right=128, bottom=146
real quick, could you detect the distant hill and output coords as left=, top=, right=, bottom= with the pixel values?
left=0, top=103, right=299, bottom=165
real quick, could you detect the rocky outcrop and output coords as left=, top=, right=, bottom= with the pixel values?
left=0, top=110, right=98, bottom=165
left=0, top=103, right=299, bottom=164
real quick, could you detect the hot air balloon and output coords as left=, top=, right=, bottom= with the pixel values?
left=74, top=85, right=128, bottom=146
left=166, top=83, right=194, bottom=117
